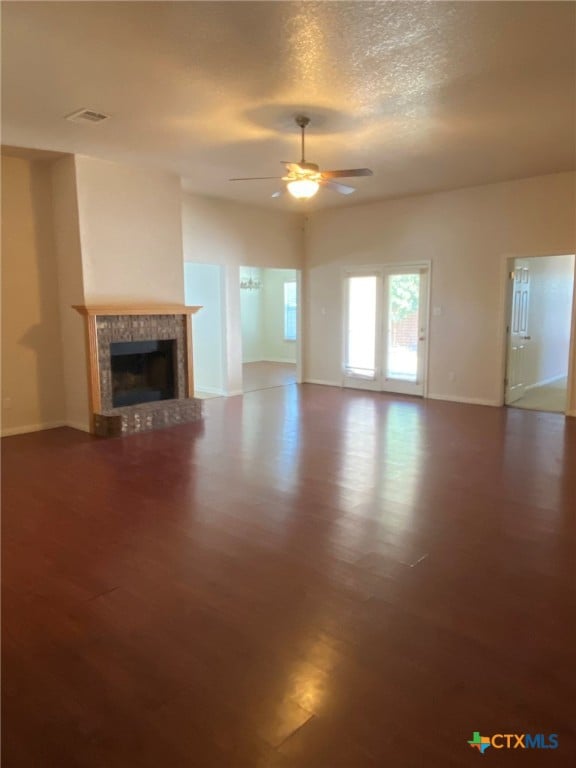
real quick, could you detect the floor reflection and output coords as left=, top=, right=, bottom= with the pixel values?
left=379, top=400, right=423, bottom=510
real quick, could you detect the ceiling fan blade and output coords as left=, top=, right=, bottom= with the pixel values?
left=229, top=176, right=284, bottom=181
left=321, top=180, right=356, bottom=195
left=321, top=168, right=373, bottom=179
left=271, top=190, right=285, bottom=198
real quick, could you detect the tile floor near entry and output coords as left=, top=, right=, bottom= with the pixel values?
left=510, top=376, right=568, bottom=413
left=2, top=385, right=576, bottom=767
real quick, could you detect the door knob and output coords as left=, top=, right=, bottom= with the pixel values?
left=521, top=335, right=531, bottom=340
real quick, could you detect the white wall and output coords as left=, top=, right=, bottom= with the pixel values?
left=182, top=194, right=303, bottom=393
left=184, top=263, right=225, bottom=394
left=519, top=254, right=575, bottom=387
left=75, top=156, right=184, bottom=303
left=1, top=155, right=66, bottom=435
left=181, top=195, right=304, bottom=270
left=51, top=156, right=91, bottom=431
left=305, top=172, right=576, bottom=408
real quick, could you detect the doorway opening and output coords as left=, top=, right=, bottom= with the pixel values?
left=342, top=263, right=430, bottom=395
left=504, top=254, right=575, bottom=413
left=240, top=267, right=300, bottom=393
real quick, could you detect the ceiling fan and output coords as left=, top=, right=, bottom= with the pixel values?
left=229, top=115, right=373, bottom=200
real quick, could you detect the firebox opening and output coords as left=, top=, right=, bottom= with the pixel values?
left=110, top=340, right=176, bottom=408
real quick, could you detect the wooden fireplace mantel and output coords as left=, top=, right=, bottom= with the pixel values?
left=73, top=304, right=202, bottom=317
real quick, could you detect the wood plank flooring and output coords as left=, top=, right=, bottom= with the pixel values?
left=2, top=384, right=576, bottom=767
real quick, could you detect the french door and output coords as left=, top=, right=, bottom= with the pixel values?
left=343, top=265, right=429, bottom=395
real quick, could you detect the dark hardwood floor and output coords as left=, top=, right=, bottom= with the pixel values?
left=2, top=384, right=575, bottom=767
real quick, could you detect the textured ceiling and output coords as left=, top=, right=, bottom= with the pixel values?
left=2, top=1, right=575, bottom=210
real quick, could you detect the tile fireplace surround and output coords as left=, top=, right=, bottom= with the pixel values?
left=73, top=305, right=203, bottom=437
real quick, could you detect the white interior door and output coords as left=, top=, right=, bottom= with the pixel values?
left=343, top=265, right=429, bottom=395
left=505, top=265, right=531, bottom=403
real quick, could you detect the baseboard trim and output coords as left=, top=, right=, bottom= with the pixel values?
left=427, top=394, right=501, bottom=407
left=243, top=358, right=297, bottom=365
left=302, top=385, right=501, bottom=406
left=1, top=420, right=66, bottom=437
left=65, top=421, right=92, bottom=433
left=303, top=379, right=342, bottom=388
left=195, top=386, right=226, bottom=396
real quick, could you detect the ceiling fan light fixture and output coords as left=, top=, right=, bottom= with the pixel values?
left=229, top=115, right=372, bottom=199
left=287, top=178, right=319, bottom=200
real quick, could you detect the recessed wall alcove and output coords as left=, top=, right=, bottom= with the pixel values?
left=73, top=305, right=203, bottom=436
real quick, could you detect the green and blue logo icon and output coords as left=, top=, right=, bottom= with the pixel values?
left=468, top=732, right=492, bottom=754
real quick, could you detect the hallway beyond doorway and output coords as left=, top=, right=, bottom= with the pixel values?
left=504, top=253, right=574, bottom=415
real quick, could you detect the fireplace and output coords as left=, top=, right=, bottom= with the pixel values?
left=73, top=304, right=203, bottom=436
left=111, top=339, right=176, bottom=407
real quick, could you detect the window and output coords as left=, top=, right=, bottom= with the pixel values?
left=386, top=272, right=420, bottom=381
left=345, top=274, right=377, bottom=378
left=284, top=281, right=297, bottom=341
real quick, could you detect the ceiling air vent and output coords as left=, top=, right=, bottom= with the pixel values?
left=65, top=108, right=110, bottom=124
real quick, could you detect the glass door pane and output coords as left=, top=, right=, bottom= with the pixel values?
left=345, top=275, right=377, bottom=378
left=386, top=273, right=420, bottom=381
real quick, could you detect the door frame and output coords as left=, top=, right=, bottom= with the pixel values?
left=499, top=252, right=576, bottom=415
left=341, top=260, right=431, bottom=396
left=295, top=269, right=303, bottom=385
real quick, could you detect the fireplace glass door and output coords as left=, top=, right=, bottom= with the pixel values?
left=110, top=340, right=176, bottom=407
